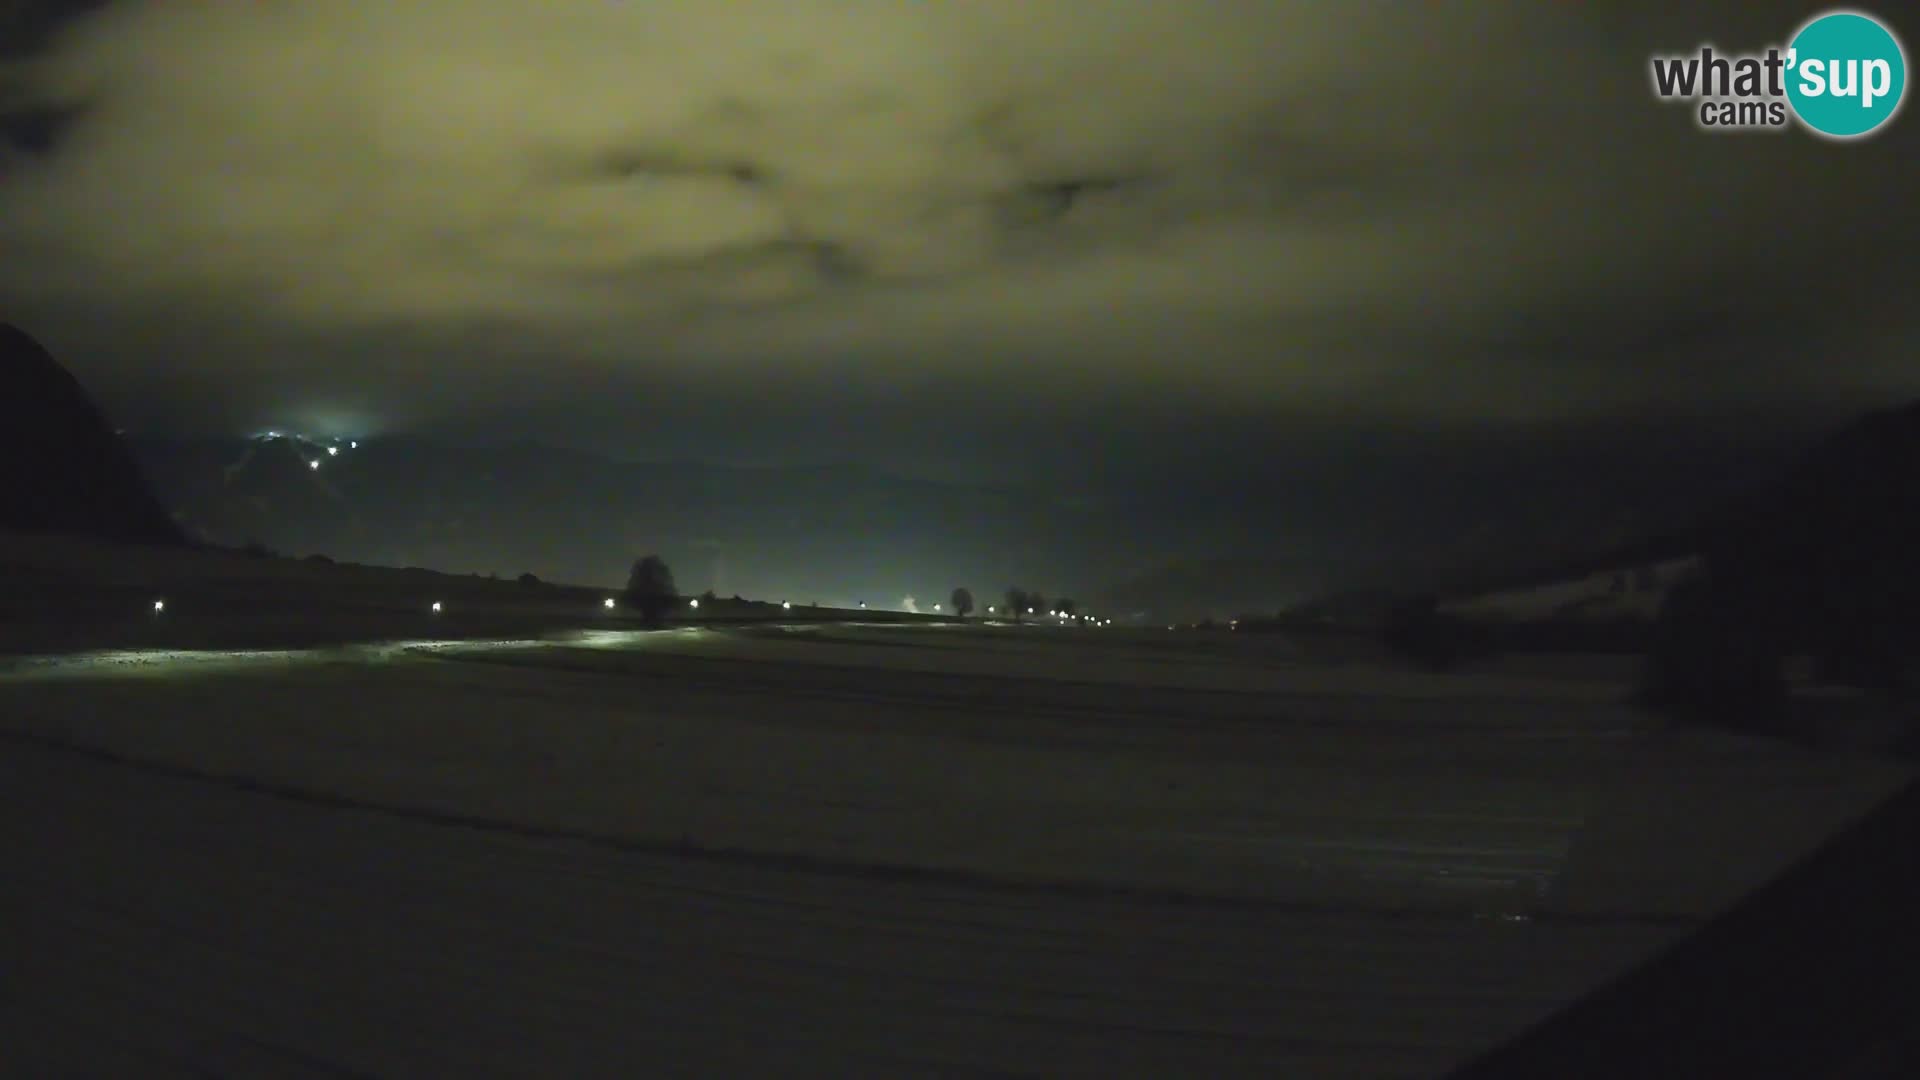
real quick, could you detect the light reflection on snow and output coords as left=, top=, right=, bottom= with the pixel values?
left=561, top=628, right=709, bottom=649
left=0, top=647, right=322, bottom=681
left=0, top=637, right=561, bottom=681
left=0, top=626, right=742, bottom=682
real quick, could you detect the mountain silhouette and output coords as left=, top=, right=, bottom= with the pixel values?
left=0, top=322, right=184, bottom=545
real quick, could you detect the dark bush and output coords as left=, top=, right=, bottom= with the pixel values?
left=1639, top=400, right=1920, bottom=739
left=304, top=553, right=334, bottom=565
left=518, top=572, right=540, bottom=587
left=623, top=554, right=677, bottom=626
left=1381, top=594, right=1495, bottom=672
left=241, top=540, right=277, bottom=559
left=1638, top=575, right=1790, bottom=735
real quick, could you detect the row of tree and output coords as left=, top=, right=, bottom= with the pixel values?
left=942, top=586, right=1076, bottom=621
left=624, top=555, right=1081, bottom=629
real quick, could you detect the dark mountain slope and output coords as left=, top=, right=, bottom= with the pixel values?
left=0, top=323, right=184, bottom=545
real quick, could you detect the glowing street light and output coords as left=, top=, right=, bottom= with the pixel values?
left=603, top=597, right=616, bottom=609
left=350, top=441, right=358, bottom=449
left=933, top=603, right=942, bottom=612
left=430, top=601, right=442, bottom=613
left=688, top=598, right=700, bottom=609
left=859, top=601, right=867, bottom=609
left=987, top=606, right=995, bottom=614
left=327, top=446, right=339, bottom=456
left=152, top=599, right=165, bottom=614
left=1027, top=607, right=1034, bottom=615
left=782, top=601, right=792, bottom=610
left=309, top=460, right=321, bottom=470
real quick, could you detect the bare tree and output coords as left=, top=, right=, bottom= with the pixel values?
left=950, top=587, right=975, bottom=618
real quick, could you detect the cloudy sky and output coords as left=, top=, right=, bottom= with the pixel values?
left=1, top=0, right=1915, bottom=490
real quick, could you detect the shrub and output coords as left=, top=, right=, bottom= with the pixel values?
left=1638, top=575, right=1789, bottom=734
left=623, top=555, right=677, bottom=626
left=518, top=572, right=540, bottom=587
left=1380, top=595, right=1494, bottom=672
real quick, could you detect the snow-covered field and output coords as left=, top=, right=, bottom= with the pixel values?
left=2, top=619, right=1910, bottom=1077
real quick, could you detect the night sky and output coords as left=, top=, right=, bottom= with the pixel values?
left=2, top=1, right=1916, bottom=516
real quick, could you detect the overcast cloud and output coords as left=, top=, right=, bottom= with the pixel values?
left=0, top=0, right=1915, bottom=467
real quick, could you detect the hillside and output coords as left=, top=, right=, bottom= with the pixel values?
left=0, top=323, right=183, bottom=546
left=1412, top=397, right=1920, bottom=638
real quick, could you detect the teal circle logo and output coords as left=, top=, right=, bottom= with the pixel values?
left=1785, top=10, right=1907, bottom=139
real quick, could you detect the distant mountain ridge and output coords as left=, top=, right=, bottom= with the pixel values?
left=128, top=433, right=1149, bottom=602
left=0, top=322, right=184, bottom=546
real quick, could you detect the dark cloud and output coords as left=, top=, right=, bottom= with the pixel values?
left=0, top=0, right=1914, bottom=487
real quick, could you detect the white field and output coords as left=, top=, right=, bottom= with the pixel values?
left=2, top=614, right=1912, bottom=1077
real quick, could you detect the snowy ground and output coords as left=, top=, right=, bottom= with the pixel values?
left=2, top=618, right=1910, bottom=1077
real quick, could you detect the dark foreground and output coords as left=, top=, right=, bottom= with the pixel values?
left=1, top=624, right=1908, bottom=1076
